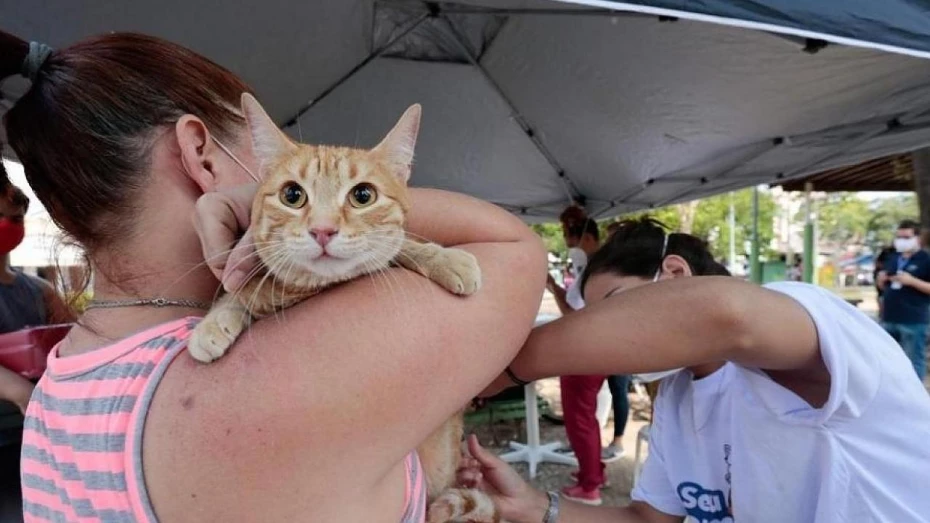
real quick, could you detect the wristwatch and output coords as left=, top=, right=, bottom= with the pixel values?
left=543, top=490, right=560, bottom=523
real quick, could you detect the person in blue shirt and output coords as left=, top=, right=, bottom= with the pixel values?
left=878, top=219, right=930, bottom=380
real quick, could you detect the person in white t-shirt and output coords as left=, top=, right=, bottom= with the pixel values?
left=546, top=205, right=619, bottom=504
left=461, top=217, right=930, bottom=522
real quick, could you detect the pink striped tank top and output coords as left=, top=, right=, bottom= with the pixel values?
left=20, top=317, right=427, bottom=522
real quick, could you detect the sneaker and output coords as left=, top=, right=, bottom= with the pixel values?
left=570, top=470, right=611, bottom=488
left=561, top=484, right=603, bottom=506
left=601, top=444, right=626, bottom=463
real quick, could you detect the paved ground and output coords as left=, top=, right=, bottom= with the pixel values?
left=473, top=377, right=652, bottom=506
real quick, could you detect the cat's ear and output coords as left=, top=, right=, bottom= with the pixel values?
left=240, top=93, right=296, bottom=169
left=372, top=104, right=421, bottom=182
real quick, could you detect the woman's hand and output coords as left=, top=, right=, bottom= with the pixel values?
left=457, top=435, right=548, bottom=523
left=192, top=183, right=259, bottom=292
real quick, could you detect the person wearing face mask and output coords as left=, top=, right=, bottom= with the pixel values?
left=548, top=205, right=599, bottom=313
left=463, top=217, right=930, bottom=522
left=877, top=219, right=930, bottom=380
left=545, top=205, right=628, bottom=505
left=0, top=176, right=73, bottom=416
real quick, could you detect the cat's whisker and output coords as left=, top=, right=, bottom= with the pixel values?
left=218, top=244, right=295, bottom=290
left=364, top=247, right=416, bottom=310
left=224, top=249, right=290, bottom=347
left=160, top=242, right=289, bottom=297
left=362, top=227, right=432, bottom=245
left=273, top=257, right=300, bottom=325
left=242, top=256, right=287, bottom=340
left=229, top=250, right=288, bottom=308
left=361, top=258, right=400, bottom=308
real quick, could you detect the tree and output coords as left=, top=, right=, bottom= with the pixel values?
left=865, top=194, right=918, bottom=248
left=531, top=223, right=565, bottom=255
left=808, top=192, right=917, bottom=250
left=691, top=188, right=777, bottom=261
left=812, top=193, right=870, bottom=246
left=610, top=188, right=776, bottom=262
left=677, top=201, right=700, bottom=234
left=535, top=188, right=777, bottom=264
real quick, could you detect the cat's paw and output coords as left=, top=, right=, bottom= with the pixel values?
left=187, top=309, right=248, bottom=363
left=431, top=248, right=481, bottom=296
left=425, top=492, right=457, bottom=523
left=426, top=489, right=499, bottom=523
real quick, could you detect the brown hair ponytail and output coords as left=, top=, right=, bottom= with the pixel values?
left=1, top=29, right=251, bottom=253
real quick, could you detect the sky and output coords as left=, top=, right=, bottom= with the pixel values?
left=857, top=191, right=912, bottom=201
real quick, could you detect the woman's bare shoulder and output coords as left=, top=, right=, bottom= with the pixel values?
left=141, top=237, right=544, bottom=517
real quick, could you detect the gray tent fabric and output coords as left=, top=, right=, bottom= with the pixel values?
left=3, top=0, right=930, bottom=221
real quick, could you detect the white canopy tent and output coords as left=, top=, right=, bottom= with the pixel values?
left=3, top=0, right=930, bottom=221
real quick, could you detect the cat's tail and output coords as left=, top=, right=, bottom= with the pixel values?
left=426, top=488, right=501, bottom=523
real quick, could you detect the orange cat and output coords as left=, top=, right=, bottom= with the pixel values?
left=188, top=94, right=500, bottom=523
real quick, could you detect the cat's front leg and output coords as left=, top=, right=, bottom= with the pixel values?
left=397, top=240, right=481, bottom=296
left=188, top=293, right=251, bottom=363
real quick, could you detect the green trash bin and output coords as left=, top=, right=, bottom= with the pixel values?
left=761, top=260, right=787, bottom=283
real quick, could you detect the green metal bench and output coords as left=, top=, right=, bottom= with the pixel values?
left=464, top=397, right=551, bottom=445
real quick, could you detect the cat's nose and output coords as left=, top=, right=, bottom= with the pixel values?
left=310, top=227, right=338, bottom=248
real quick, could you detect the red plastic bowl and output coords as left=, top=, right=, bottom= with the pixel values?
left=0, top=324, right=72, bottom=379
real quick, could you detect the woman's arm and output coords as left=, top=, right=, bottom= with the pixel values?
left=404, top=188, right=546, bottom=247
left=0, top=365, right=33, bottom=414
left=546, top=274, right=575, bottom=315
left=148, top=188, right=547, bottom=508
left=503, top=277, right=824, bottom=391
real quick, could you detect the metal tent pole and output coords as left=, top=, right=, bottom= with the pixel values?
left=750, top=186, right=762, bottom=283
left=728, top=192, right=737, bottom=275
left=803, top=182, right=815, bottom=283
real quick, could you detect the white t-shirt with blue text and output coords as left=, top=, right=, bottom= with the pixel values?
left=632, top=282, right=930, bottom=522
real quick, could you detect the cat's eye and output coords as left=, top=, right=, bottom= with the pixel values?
left=348, top=183, right=378, bottom=208
left=279, top=182, right=307, bottom=209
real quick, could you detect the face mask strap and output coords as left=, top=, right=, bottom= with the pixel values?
left=211, top=136, right=261, bottom=183
left=653, top=233, right=670, bottom=282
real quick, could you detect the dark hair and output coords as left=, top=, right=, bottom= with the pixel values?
left=0, top=161, right=29, bottom=214
left=566, top=218, right=600, bottom=242
left=580, top=217, right=729, bottom=296
left=1, top=30, right=251, bottom=253
left=559, top=204, right=600, bottom=241
left=0, top=154, right=9, bottom=190
left=559, top=204, right=588, bottom=227
left=898, top=219, right=920, bottom=233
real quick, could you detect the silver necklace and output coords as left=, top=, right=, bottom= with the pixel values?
left=84, top=297, right=212, bottom=311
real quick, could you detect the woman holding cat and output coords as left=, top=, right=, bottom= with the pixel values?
left=2, top=30, right=545, bottom=522
left=466, top=218, right=930, bottom=522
